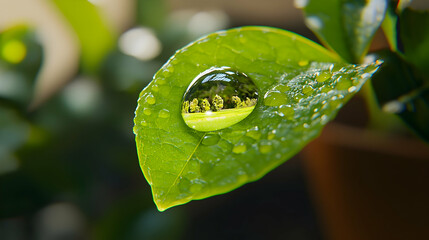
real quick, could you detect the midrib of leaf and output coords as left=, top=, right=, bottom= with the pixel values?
left=162, top=132, right=207, bottom=204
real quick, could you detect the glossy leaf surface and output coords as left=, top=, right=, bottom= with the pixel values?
left=133, top=26, right=381, bottom=211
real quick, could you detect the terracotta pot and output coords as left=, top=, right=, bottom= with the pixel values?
left=302, top=123, right=429, bottom=240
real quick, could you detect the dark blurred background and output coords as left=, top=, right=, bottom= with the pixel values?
left=0, top=0, right=428, bottom=239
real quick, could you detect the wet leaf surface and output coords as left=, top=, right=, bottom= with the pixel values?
left=134, top=26, right=381, bottom=211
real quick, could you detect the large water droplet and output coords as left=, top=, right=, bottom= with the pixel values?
left=181, top=67, right=258, bottom=132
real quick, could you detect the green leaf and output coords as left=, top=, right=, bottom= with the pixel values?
left=371, top=50, right=429, bottom=141
left=298, top=0, right=387, bottom=63
left=51, top=0, right=115, bottom=73
left=381, top=1, right=400, bottom=51
left=133, top=26, right=381, bottom=211
left=136, top=0, right=167, bottom=30
left=399, top=8, right=429, bottom=75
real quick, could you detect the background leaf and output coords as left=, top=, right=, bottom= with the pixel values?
left=133, top=26, right=381, bottom=211
left=298, top=0, right=387, bottom=63
left=381, top=1, right=400, bottom=51
left=371, top=50, right=429, bottom=141
left=51, top=0, right=115, bottom=73
left=399, top=8, right=429, bottom=75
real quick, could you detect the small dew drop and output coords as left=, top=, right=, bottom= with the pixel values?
left=158, top=78, right=167, bottom=85
left=316, top=72, right=331, bottom=82
left=274, top=84, right=291, bottom=92
left=152, top=84, right=159, bottom=92
left=246, top=126, right=262, bottom=140
left=311, top=112, right=321, bottom=120
left=189, top=181, right=204, bottom=193
left=264, top=90, right=288, bottom=106
left=336, top=77, right=352, bottom=90
left=158, top=109, right=170, bottom=118
left=181, top=67, right=258, bottom=132
left=267, top=130, right=276, bottom=140
left=320, top=85, right=332, bottom=93
left=202, top=134, right=220, bottom=146
left=141, top=120, right=148, bottom=126
left=302, top=86, right=314, bottom=95
left=348, top=86, right=357, bottom=93
left=178, top=177, right=191, bottom=193
left=258, top=141, right=273, bottom=154
left=361, top=73, right=371, bottom=79
left=232, top=143, right=247, bottom=154
left=146, top=93, right=156, bottom=104
left=143, top=108, right=152, bottom=115
left=278, top=105, right=294, bottom=119
left=321, top=114, right=329, bottom=124
left=298, top=60, right=309, bottom=67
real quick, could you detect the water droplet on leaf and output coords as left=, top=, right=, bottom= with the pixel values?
left=158, top=109, right=170, bottom=118
left=181, top=67, right=259, bottom=132
left=143, top=108, right=152, bottom=115
left=298, top=60, right=309, bottom=67
left=232, top=143, right=247, bottom=154
left=202, top=134, right=220, bottom=146
left=152, top=84, right=159, bottom=92
left=302, top=86, right=314, bottom=95
left=278, top=105, right=294, bottom=119
left=316, top=72, right=331, bottom=82
left=258, top=141, right=273, bottom=154
left=264, top=90, right=288, bottom=106
left=267, top=130, right=276, bottom=140
left=146, top=93, right=156, bottom=104
left=348, top=86, right=357, bottom=92
left=274, top=84, right=290, bottom=92
left=246, top=126, right=261, bottom=140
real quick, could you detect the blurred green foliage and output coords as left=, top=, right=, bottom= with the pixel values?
left=0, top=0, right=192, bottom=239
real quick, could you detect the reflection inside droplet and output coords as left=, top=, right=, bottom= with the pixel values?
left=181, top=67, right=258, bottom=132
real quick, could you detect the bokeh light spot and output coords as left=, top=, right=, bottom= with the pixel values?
left=2, top=40, right=27, bottom=64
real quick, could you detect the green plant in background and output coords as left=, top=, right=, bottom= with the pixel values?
left=134, top=0, right=429, bottom=211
